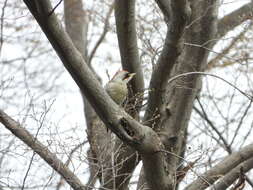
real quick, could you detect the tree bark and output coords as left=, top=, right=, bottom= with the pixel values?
left=22, top=1, right=175, bottom=189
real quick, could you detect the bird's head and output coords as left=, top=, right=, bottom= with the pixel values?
left=112, top=70, right=136, bottom=83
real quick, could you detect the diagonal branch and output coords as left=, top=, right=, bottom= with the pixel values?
left=217, top=2, right=253, bottom=39
left=213, top=158, right=253, bottom=190
left=193, top=102, right=232, bottom=154
left=56, top=140, right=87, bottom=190
left=185, top=143, right=253, bottom=190
left=22, top=0, right=175, bottom=189
left=0, top=110, right=87, bottom=190
left=63, top=0, right=110, bottom=188
left=23, top=0, right=134, bottom=141
left=208, top=22, right=251, bottom=69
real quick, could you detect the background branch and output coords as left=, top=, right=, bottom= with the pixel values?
left=217, top=2, right=253, bottom=39
left=185, top=143, right=253, bottom=190
left=22, top=1, right=174, bottom=189
left=88, top=2, right=114, bottom=65
left=0, top=110, right=87, bottom=190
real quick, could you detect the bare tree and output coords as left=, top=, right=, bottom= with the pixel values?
left=1, top=0, right=253, bottom=190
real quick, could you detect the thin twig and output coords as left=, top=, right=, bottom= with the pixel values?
left=208, top=22, right=252, bottom=69
left=168, top=72, right=252, bottom=100
left=48, top=0, right=63, bottom=16
left=21, top=101, right=55, bottom=190
left=56, top=140, right=88, bottom=190
left=156, top=149, right=208, bottom=187
left=229, top=100, right=253, bottom=147
left=194, top=97, right=232, bottom=154
left=88, top=3, right=114, bottom=65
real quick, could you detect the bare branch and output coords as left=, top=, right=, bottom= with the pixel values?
left=22, top=1, right=174, bottom=189
left=213, top=159, right=253, bottom=190
left=63, top=1, right=105, bottom=188
left=195, top=98, right=253, bottom=188
left=185, top=143, right=253, bottom=190
left=56, top=140, right=87, bottom=190
left=208, top=22, right=251, bottom=69
left=194, top=98, right=232, bottom=154
left=88, top=3, right=114, bottom=65
left=49, top=0, right=63, bottom=16
left=167, top=72, right=252, bottom=100
left=0, top=110, right=87, bottom=190
left=144, top=0, right=191, bottom=126
left=229, top=100, right=253, bottom=146
left=23, top=0, right=133, bottom=140
left=21, top=102, right=53, bottom=190
left=217, top=2, right=253, bottom=39
left=101, top=1, right=145, bottom=187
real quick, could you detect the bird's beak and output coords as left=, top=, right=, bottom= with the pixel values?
left=129, top=73, right=136, bottom=78
left=125, top=73, right=136, bottom=82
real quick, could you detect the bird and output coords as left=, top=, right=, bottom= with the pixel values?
left=105, top=70, right=135, bottom=105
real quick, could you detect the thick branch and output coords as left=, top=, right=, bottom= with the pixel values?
left=154, top=0, right=171, bottom=21
left=22, top=0, right=173, bottom=189
left=64, top=0, right=88, bottom=59
left=185, top=143, right=253, bottom=190
left=144, top=0, right=191, bottom=126
left=23, top=0, right=131, bottom=140
left=152, top=1, right=217, bottom=187
left=64, top=0, right=110, bottom=187
left=0, top=110, right=87, bottom=190
left=213, top=158, right=253, bottom=190
left=115, top=0, right=144, bottom=100
left=217, top=2, right=253, bottom=38
left=107, top=1, right=144, bottom=189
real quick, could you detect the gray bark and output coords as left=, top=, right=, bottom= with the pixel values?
left=22, top=0, right=174, bottom=189
left=213, top=158, right=253, bottom=190
left=185, top=143, right=253, bottom=190
left=160, top=0, right=218, bottom=175
left=63, top=1, right=114, bottom=188
left=217, top=2, right=253, bottom=39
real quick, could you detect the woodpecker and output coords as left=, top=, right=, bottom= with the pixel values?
left=105, top=70, right=135, bottom=105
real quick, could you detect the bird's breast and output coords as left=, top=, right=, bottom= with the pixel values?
left=105, top=81, right=128, bottom=105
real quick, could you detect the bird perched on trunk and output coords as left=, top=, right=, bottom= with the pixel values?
left=105, top=70, right=135, bottom=105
